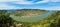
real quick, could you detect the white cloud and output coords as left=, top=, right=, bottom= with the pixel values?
left=0, top=4, right=19, bottom=10
left=35, top=0, right=60, bottom=4
left=50, top=0, right=60, bottom=2
left=0, top=0, right=60, bottom=10
left=36, top=0, right=49, bottom=4
left=0, top=0, right=17, bottom=2
left=12, top=0, right=34, bottom=4
left=0, top=0, right=60, bottom=4
left=0, top=0, right=34, bottom=4
left=0, top=3, right=60, bottom=10
left=39, top=6, right=60, bottom=10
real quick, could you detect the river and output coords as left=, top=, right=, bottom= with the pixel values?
left=10, top=11, right=54, bottom=22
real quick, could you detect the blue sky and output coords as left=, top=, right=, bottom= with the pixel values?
left=0, top=0, right=60, bottom=10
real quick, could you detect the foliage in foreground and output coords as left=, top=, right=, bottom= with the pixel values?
left=0, top=10, right=14, bottom=27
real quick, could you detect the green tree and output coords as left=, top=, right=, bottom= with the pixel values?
left=0, top=10, right=14, bottom=27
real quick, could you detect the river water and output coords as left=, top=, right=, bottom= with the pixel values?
left=10, top=11, right=54, bottom=22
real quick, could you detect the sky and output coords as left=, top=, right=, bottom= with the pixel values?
left=0, top=0, right=60, bottom=10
